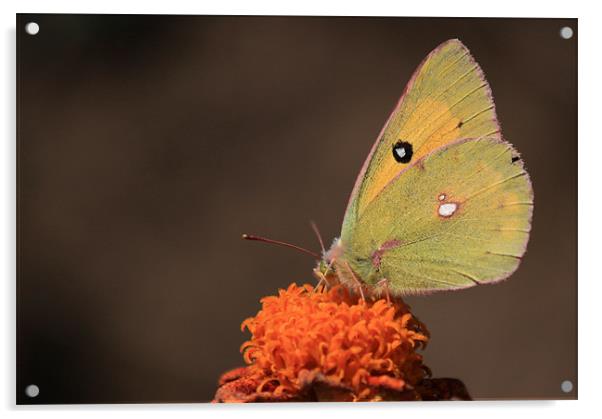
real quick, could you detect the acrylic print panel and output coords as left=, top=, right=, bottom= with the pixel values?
left=16, top=14, right=577, bottom=404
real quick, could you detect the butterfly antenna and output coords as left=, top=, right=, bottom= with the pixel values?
left=310, top=221, right=325, bottom=255
left=242, top=234, right=321, bottom=259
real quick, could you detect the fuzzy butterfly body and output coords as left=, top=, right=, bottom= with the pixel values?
left=320, top=39, right=533, bottom=296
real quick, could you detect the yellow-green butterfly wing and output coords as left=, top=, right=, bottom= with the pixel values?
left=338, top=138, right=533, bottom=295
left=332, top=39, right=533, bottom=295
left=342, top=38, right=501, bottom=237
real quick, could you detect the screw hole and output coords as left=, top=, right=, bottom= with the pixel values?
left=561, top=380, right=573, bottom=393
left=25, top=22, right=40, bottom=35
left=25, top=384, right=39, bottom=398
left=560, top=26, right=573, bottom=39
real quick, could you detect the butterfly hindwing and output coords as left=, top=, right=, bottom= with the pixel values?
left=339, top=138, right=533, bottom=295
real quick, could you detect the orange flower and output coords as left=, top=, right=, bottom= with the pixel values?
left=230, top=283, right=430, bottom=401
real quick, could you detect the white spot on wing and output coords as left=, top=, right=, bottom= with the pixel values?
left=395, top=147, right=406, bottom=159
left=438, top=202, right=458, bottom=217
left=438, top=194, right=446, bottom=201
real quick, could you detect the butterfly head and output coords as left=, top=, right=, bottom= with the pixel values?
left=315, top=238, right=344, bottom=276
left=316, top=258, right=333, bottom=276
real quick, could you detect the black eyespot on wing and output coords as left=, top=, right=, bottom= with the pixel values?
left=392, top=141, right=413, bottom=163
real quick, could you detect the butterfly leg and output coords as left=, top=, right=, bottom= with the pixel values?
left=344, top=261, right=365, bottom=302
left=312, top=257, right=337, bottom=292
left=376, top=278, right=391, bottom=303
left=312, top=268, right=328, bottom=291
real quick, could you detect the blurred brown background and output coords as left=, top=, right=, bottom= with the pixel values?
left=17, top=14, right=577, bottom=403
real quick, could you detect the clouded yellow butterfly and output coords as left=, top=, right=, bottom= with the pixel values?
left=247, top=39, right=533, bottom=297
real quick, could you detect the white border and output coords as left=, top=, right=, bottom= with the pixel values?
left=2, top=1, right=598, bottom=418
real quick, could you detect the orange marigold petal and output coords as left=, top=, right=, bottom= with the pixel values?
left=237, top=282, right=429, bottom=400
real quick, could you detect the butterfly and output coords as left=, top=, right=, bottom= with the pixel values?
left=245, top=39, right=533, bottom=297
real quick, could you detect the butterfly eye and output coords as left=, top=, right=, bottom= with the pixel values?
left=392, top=141, right=413, bottom=163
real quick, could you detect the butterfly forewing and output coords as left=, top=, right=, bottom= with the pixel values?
left=342, top=39, right=501, bottom=240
